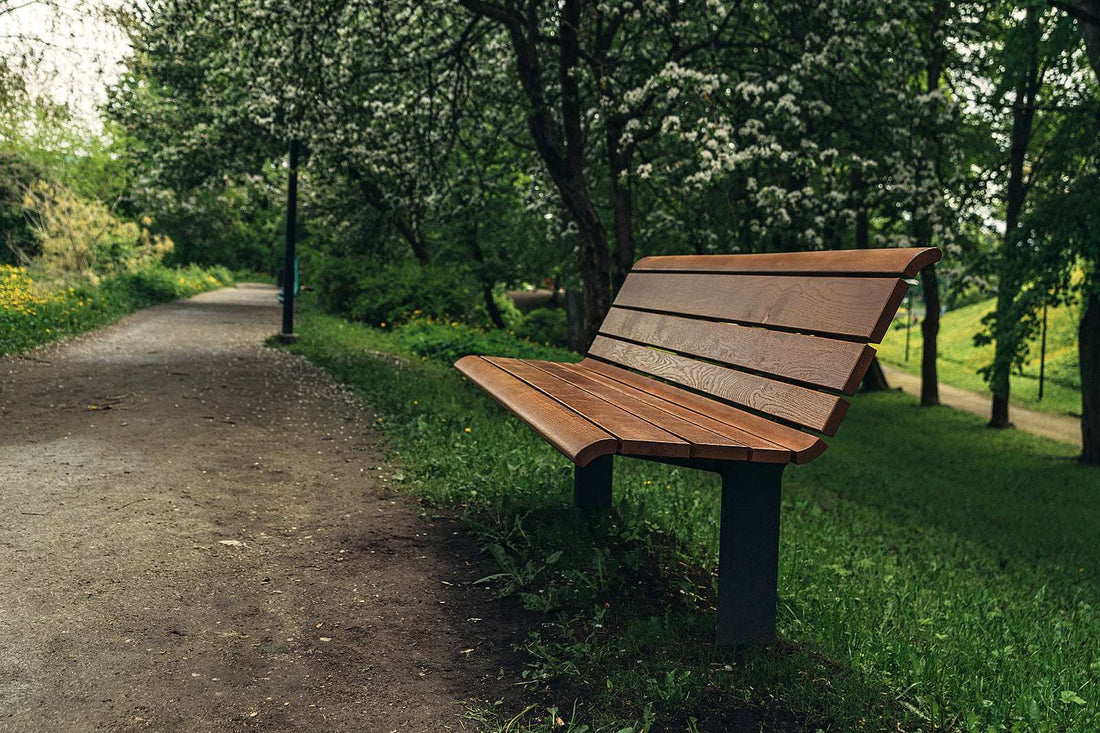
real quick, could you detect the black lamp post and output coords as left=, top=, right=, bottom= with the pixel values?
left=278, top=139, right=299, bottom=342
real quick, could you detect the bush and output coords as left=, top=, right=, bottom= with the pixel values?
left=313, top=257, right=481, bottom=327
left=20, top=181, right=174, bottom=284
left=512, top=306, right=568, bottom=348
left=393, top=318, right=575, bottom=364
left=0, top=264, right=231, bottom=355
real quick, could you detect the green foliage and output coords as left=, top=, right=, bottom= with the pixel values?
left=312, top=257, right=482, bottom=327
left=492, top=286, right=525, bottom=330
left=290, top=308, right=1100, bottom=732
left=512, top=307, right=568, bottom=349
left=879, top=294, right=1082, bottom=415
left=392, top=317, right=574, bottom=365
left=0, top=264, right=232, bottom=355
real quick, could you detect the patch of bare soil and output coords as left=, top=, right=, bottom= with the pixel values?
left=0, top=285, right=526, bottom=731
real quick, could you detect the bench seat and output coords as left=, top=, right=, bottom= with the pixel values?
left=456, top=355, right=824, bottom=465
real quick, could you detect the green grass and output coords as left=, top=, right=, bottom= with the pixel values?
left=289, top=308, right=1100, bottom=732
left=878, top=297, right=1082, bottom=418
left=0, top=264, right=235, bottom=355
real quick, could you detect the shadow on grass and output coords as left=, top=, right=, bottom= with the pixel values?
left=468, top=504, right=919, bottom=732
left=797, top=391, right=1100, bottom=585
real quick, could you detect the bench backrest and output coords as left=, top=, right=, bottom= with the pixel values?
left=587, top=247, right=941, bottom=436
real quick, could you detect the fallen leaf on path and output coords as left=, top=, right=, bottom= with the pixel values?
left=218, top=539, right=245, bottom=547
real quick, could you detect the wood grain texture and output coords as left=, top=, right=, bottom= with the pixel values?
left=578, top=359, right=827, bottom=463
left=588, top=336, right=848, bottom=435
left=484, top=356, right=692, bottom=459
left=553, top=362, right=791, bottom=463
left=455, top=356, right=617, bottom=466
left=612, top=272, right=907, bottom=342
left=527, top=360, right=755, bottom=461
left=634, top=247, right=941, bottom=278
left=599, top=308, right=875, bottom=395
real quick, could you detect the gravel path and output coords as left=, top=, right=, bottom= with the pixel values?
left=0, top=285, right=523, bottom=731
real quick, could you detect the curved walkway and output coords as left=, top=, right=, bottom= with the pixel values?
left=880, top=364, right=1081, bottom=448
left=0, top=285, right=521, bottom=731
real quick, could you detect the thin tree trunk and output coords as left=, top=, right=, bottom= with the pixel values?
left=853, top=173, right=890, bottom=392
left=1063, top=0, right=1100, bottom=462
left=916, top=0, right=947, bottom=407
left=990, top=10, right=1040, bottom=429
left=466, top=222, right=504, bottom=329
left=1081, top=284, right=1100, bottom=464
left=607, top=123, right=635, bottom=294
left=920, top=266, right=941, bottom=406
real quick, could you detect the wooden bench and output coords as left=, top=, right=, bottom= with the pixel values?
left=455, top=247, right=941, bottom=646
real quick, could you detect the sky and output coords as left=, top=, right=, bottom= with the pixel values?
left=1, top=0, right=129, bottom=128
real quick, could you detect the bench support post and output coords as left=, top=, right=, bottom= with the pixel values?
left=717, top=461, right=785, bottom=647
left=574, top=455, right=613, bottom=508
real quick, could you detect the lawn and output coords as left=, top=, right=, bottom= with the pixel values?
left=878, top=296, right=1082, bottom=418
left=290, top=307, right=1100, bottom=732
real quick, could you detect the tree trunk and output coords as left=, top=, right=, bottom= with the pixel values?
left=348, top=171, right=430, bottom=266
left=607, top=124, right=635, bottom=294
left=920, top=266, right=941, bottom=406
left=989, top=11, right=1040, bottom=429
left=853, top=174, right=890, bottom=392
left=1073, top=0, right=1100, bottom=80
left=466, top=223, right=504, bottom=329
left=915, top=0, right=946, bottom=407
left=1081, top=285, right=1100, bottom=464
left=565, top=186, right=612, bottom=348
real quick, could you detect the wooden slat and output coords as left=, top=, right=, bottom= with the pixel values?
left=612, top=272, right=906, bottom=342
left=634, top=247, right=941, bottom=278
left=579, top=359, right=826, bottom=464
left=552, top=362, right=791, bottom=463
left=484, top=357, right=691, bottom=459
left=528, top=360, right=755, bottom=461
left=455, top=356, right=617, bottom=466
left=599, top=308, right=875, bottom=395
left=587, top=337, right=848, bottom=436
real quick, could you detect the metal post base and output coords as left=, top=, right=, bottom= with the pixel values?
left=717, top=461, right=785, bottom=647
left=574, top=455, right=613, bottom=508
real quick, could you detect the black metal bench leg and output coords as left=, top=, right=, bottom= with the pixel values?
left=574, top=455, right=613, bottom=508
left=717, top=461, right=785, bottom=647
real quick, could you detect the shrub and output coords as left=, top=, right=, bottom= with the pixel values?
left=314, top=257, right=481, bottom=327
left=393, top=318, right=575, bottom=364
left=20, top=181, right=174, bottom=284
left=0, top=264, right=229, bottom=355
left=513, top=306, right=568, bottom=348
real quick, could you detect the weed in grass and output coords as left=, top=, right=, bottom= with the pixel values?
left=290, top=306, right=1100, bottom=732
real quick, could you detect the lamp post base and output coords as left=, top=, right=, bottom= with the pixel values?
left=274, top=332, right=299, bottom=344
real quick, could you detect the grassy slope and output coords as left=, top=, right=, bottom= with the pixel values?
left=291, top=309, right=1100, bottom=732
left=877, top=297, right=1082, bottom=417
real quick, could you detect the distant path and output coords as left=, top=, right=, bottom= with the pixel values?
left=0, top=285, right=522, bottom=732
left=881, top=364, right=1081, bottom=448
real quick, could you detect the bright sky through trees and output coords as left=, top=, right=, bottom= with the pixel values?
left=1, top=0, right=127, bottom=127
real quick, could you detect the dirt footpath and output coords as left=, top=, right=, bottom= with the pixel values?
left=0, top=285, right=524, bottom=732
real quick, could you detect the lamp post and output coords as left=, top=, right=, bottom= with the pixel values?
left=278, top=139, right=299, bottom=343
left=1038, top=301, right=1048, bottom=401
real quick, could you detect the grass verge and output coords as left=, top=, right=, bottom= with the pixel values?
left=289, top=306, right=1100, bottom=732
left=878, top=298, right=1081, bottom=418
left=1, top=264, right=235, bottom=355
